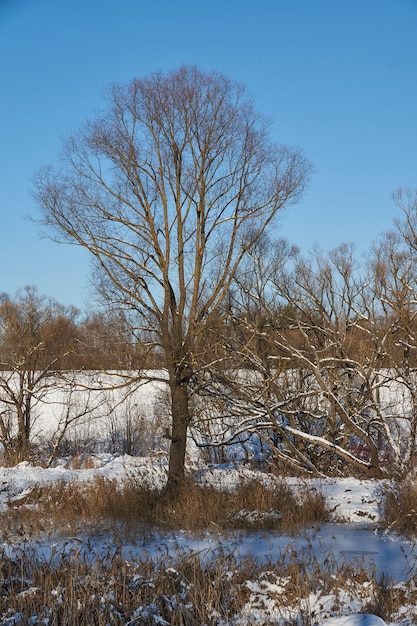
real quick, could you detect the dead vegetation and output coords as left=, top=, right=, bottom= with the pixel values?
left=1, top=538, right=415, bottom=625
left=2, top=472, right=328, bottom=537
left=3, top=469, right=417, bottom=623
left=378, top=477, right=417, bottom=538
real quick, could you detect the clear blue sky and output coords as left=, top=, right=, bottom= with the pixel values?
left=1, top=0, right=416, bottom=310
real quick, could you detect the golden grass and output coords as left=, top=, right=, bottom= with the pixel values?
left=2, top=473, right=329, bottom=536
left=2, top=473, right=416, bottom=624
left=0, top=541, right=414, bottom=625
left=378, top=477, right=417, bottom=537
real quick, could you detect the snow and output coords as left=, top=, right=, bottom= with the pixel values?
left=0, top=454, right=167, bottom=512
left=1, top=373, right=417, bottom=623
left=323, top=616, right=387, bottom=626
left=1, top=457, right=416, bottom=624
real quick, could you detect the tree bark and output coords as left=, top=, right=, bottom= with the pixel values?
left=167, top=377, right=190, bottom=492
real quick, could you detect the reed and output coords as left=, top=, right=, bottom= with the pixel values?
left=0, top=541, right=413, bottom=625
left=3, top=473, right=329, bottom=535
left=378, top=478, right=417, bottom=538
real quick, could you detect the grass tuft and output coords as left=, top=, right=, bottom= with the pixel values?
left=2, top=471, right=417, bottom=624
left=378, top=478, right=417, bottom=538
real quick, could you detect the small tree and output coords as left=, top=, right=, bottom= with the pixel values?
left=0, top=286, right=79, bottom=463
left=34, top=66, right=311, bottom=491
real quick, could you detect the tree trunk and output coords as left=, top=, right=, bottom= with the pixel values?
left=166, top=377, right=190, bottom=493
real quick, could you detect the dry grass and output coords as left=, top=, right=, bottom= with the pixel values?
left=2, top=474, right=416, bottom=624
left=2, top=473, right=329, bottom=537
left=0, top=541, right=414, bottom=625
left=378, top=478, right=417, bottom=537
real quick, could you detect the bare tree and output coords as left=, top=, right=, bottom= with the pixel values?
left=34, top=66, right=311, bottom=490
left=42, top=370, right=119, bottom=465
left=0, top=286, right=79, bottom=463
left=76, top=310, right=141, bottom=370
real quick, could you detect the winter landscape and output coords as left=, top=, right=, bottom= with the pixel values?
left=1, top=376, right=417, bottom=626
left=1, top=11, right=417, bottom=624
left=1, top=0, right=417, bottom=623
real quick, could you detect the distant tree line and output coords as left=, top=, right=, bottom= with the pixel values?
left=0, top=286, right=169, bottom=464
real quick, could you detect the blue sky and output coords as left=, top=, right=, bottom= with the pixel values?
left=1, top=0, right=416, bottom=310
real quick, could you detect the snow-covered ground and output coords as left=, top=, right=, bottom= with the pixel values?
left=1, top=455, right=416, bottom=625
left=2, top=371, right=417, bottom=623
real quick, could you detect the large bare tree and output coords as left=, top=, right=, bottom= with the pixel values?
left=34, top=66, right=311, bottom=490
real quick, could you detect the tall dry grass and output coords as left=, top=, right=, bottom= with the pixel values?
left=3, top=474, right=329, bottom=536
left=0, top=541, right=415, bottom=625
left=378, top=477, right=417, bottom=537
left=2, top=474, right=417, bottom=623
